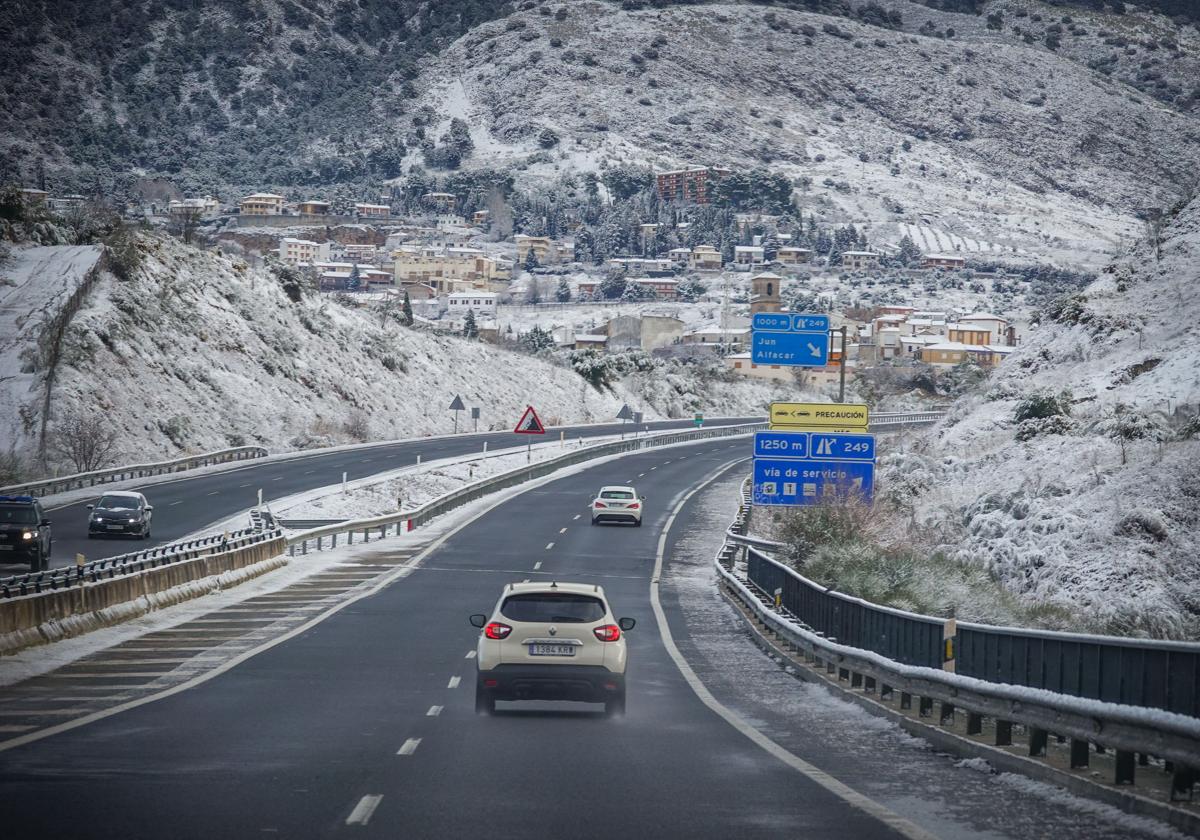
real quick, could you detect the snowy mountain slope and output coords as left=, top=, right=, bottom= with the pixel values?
left=411, top=1, right=1200, bottom=265
left=0, top=235, right=786, bottom=468
left=0, top=244, right=104, bottom=448
left=881, top=193, right=1200, bottom=638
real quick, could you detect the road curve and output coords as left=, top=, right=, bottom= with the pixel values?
left=2, top=416, right=759, bottom=574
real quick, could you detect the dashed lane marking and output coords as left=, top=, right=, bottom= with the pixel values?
left=447, top=677, right=461, bottom=689
left=465, top=651, right=476, bottom=659
left=207, top=491, right=219, bottom=496
left=573, top=514, right=581, bottom=520
left=169, top=500, right=183, bottom=506
left=533, top=561, right=542, bottom=570
left=559, top=527, right=567, bottom=534
left=345, top=795, right=383, bottom=826
left=397, top=738, right=421, bottom=756
left=545, top=542, right=554, bottom=550
left=271, top=477, right=283, bottom=481
left=426, top=706, right=443, bottom=717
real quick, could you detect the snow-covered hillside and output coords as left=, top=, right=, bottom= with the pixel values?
left=413, top=1, right=1200, bottom=266
left=882, top=194, right=1200, bottom=638
left=0, top=236, right=791, bottom=469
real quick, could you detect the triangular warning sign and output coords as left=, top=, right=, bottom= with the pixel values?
left=513, top=405, right=546, bottom=435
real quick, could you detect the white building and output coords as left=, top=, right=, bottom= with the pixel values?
left=733, top=246, right=766, bottom=266
left=446, top=291, right=498, bottom=317
left=279, top=237, right=331, bottom=266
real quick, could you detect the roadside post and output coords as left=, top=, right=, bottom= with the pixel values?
left=616, top=404, right=633, bottom=439
left=471, top=406, right=481, bottom=432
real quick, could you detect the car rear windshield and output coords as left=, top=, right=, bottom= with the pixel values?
left=600, top=490, right=634, bottom=500
left=97, top=495, right=138, bottom=510
left=0, top=504, right=37, bottom=524
left=500, top=593, right=606, bottom=623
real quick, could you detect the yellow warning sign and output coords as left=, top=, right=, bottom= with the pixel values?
left=769, top=402, right=869, bottom=430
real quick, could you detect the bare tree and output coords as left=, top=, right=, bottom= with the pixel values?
left=52, top=411, right=119, bottom=473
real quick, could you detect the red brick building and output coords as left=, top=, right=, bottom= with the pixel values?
left=655, top=166, right=731, bottom=205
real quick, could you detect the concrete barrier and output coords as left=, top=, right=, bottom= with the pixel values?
left=0, top=537, right=287, bottom=654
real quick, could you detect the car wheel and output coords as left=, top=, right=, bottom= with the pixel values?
left=475, top=682, right=495, bottom=715
left=634, top=518, right=642, bottom=527
left=605, top=688, right=626, bottom=717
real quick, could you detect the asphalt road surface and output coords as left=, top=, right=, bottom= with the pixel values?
left=0, top=435, right=931, bottom=840
left=1, top=416, right=759, bottom=575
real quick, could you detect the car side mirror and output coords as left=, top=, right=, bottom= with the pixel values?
left=40, top=519, right=51, bottom=527
left=618, top=617, right=636, bottom=631
left=86, top=504, right=94, bottom=510
left=469, top=614, right=487, bottom=628
left=640, top=495, right=646, bottom=501
left=145, top=505, right=154, bottom=511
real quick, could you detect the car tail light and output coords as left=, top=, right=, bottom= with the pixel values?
left=484, top=622, right=512, bottom=640
left=628, top=503, right=640, bottom=510
left=594, top=501, right=606, bottom=508
left=593, top=624, right=621, bottom=642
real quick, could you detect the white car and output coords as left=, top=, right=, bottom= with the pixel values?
left=590, top=485, right=644, bottom=526
left=470, top=581, right=636, bottom=716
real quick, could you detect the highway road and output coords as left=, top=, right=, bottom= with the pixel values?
left=0, top=436, right=1180, bottom=839
left=0, top=416, right=759, bottom=575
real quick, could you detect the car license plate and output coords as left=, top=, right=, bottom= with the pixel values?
left=106, top=525, right=123, bottom=530
left=528, top=643, right=575, bottom=657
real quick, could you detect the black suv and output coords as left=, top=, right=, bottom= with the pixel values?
left=0, top=495, right=52, bottom=571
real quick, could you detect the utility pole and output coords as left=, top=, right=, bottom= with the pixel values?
left=837, top=326, right=848, bottom=403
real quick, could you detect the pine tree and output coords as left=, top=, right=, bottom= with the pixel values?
left=462, top=308, right=478, bottom=339
left=401, top=290, right=414, bottom=326
left=897, top=235, right=922, bottom=267
left=347, top=264, right=361, bottom=292
left=524, top=247, right=540, bottom=271
left=555, top=277, right=572, bottom=303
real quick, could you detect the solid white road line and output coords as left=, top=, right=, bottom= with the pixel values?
left=397, top=737, right=421, bottom=756
left=426, top=706, right=442, bottom=717
left=650, top=459, right=938, bottom=840
left=345, top=795, right=383, bottom=826
left=533, top=561, right=542, bottom=570
left=447, top=676, right=461, bottom=689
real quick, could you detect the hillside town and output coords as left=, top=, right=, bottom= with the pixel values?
left=13, top=165, right=1024, bottom=398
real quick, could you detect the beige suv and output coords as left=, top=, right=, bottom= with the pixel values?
left=470, top=581, right=636, bottom=716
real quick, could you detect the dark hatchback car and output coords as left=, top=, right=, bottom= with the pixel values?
left=0, top=495, right=53, bottom=571
left=87, top=491, right=154, bottom=539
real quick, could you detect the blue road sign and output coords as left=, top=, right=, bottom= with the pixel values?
left=751, top=331, right=829, bottom=367
left=753, top=458, right=874, bottom=506
left=753, top=431, right=809, bottom=459
left=751, top=313, right=830, bottom=333
left=808, top=432, right=875, bottom=462
left=751, top=312, right=794, bottom=331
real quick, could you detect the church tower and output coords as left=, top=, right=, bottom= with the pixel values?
left=749, top=272, right=782, bottom=316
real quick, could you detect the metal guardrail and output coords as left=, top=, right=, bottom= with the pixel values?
left=286, top=423, right=766, bottom=556
left=0, top=528, right=281, bottom=599
left=1, top=446, right=269, bottom=498
left=869, top=410, right=945, bottom=428
left=720, top=480, right=1200, bottom=798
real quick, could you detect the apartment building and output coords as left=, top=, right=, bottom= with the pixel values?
left=654, top=166, right=731, bottom=204
left=278, top=237, right=331, bottom=266
left=240, top=193, right=285, bottom=215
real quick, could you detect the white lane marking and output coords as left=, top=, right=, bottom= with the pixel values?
left=649, top=459, right=938, bottom=840
left=465, top=650, right=476, bottom=659
left=545, top=542, right=554, bottom=550
left=426, top=705, right=443, bottom=717
left=361, top=458, right=372, bottom=463
left=304, top=470, right=315, bottom=475
left=345, top=795, right=383, bottom=826
left=271, top=477, right=282, bottom=481
left=533, top=561, right=542, bottom=570
left=651, top=466, right=657, bottom=471
left=207, top=491, right=219, bottom=496
left=397, top=737, right=422, bottom=755
left=447, top=676, right=461, bottom=689
left=573, top=514, right=581, bottom=520
left=168, top=500, right=183, bottom=506
left=238, top=483, right=252, bottom=488
left=558, top=527, right=567, bottom=534
left=638, top=472, right=645, bottom=478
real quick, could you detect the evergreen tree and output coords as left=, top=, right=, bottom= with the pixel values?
left=897, top=235, right=922, bottom=267
left=347, top=264, right=362, bottom=292
left=462, top=308, right=478, bottom=339
left=520, top=325, right=556, bottom=353
left=555, top=277, right=572, bottom=303
left=762, top=231, right=780, bottom=262
left=401, top=290, right=414, bottom=326
left=523, top=247, right=540, bottom=271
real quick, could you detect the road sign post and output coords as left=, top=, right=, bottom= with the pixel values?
left=449, top=395, right=466, bottom=434
left=616, top=404, right=633, bottom=439
left=514, top=405, right=546, bottom=462
left=471, top=406, right=480, bottom=432
left=694, top=413, right=704, bottom=428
